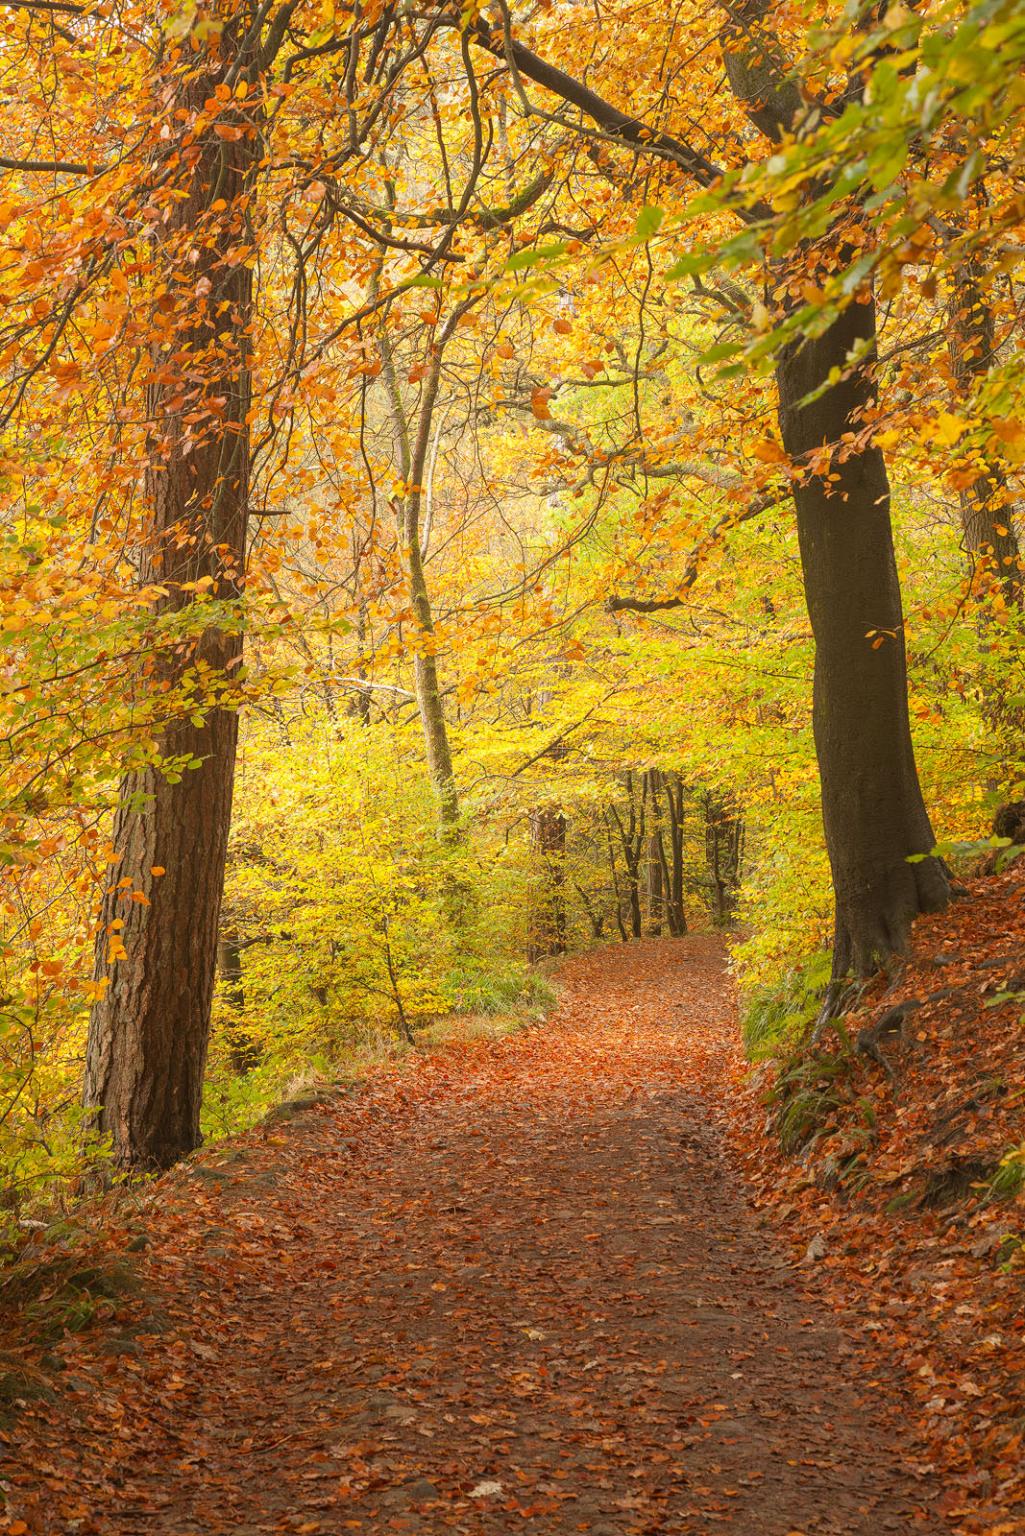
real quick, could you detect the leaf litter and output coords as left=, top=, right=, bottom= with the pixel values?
left=5, top=926, right=1013, bottom=1532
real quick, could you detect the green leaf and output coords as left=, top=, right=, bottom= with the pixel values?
left=506, top=242, right=567, bottom=272
left=634, top=205, right=665, bottom=240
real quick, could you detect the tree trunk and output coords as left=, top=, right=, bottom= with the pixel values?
left=703, top=791, right=743, bottom=926
left=664, top=774, right=687, bottom=936
left=605, top=811, right=629, bottom=943
left=777, top=295, right=950, bottom=978
left=948, top=253, right=1022, bottom=607
left=218, top=925, right=260, bottom=1075
left=644, top=769, right=664, bottom=936
left=461, top=11, right=949, bottom=976
left=528, top=806, right=568, bottom=961
left=610, top=775, right=645, bottom=939
left=703, top=791, right=725, bottom=927
left=379, top=298, right=473, bottom=833
left=574, top=881, right=606, bottom=940
left=407, top=539, right=459, bottom=828
left=646, top=831, right=664, bottom=936
left=83, top=27, right=257, bottom=1170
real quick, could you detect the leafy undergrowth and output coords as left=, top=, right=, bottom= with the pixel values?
left=729, top=864, right=1025, bottom=1533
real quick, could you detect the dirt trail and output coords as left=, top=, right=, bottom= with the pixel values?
left=6, top=937, right=947, bottom=1534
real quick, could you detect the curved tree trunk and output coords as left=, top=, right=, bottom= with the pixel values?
left=777, top=295, right=950, bottom=978
left=83, top=24, right=257, bottom=1170
left=379, top=299, right=473, bottom=833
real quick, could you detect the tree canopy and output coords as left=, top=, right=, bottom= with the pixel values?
left=0, top=0, right=1022, bottom=1181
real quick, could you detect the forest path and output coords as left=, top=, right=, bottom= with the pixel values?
left=12, top=936, right=947, bottom=1535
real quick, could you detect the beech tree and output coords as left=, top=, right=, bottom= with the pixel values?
left=947, top=250, right=1022, bottom=606
left=2, top=0, right=1022, bottom=1202
left=82, top=8, right=260, bottom=1169
left=465, top=2, right=950, bottom=978
left=82, top=0, right=428, bottom=1165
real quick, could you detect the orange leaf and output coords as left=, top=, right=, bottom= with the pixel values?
left=752, top=437, right=786, bottom=464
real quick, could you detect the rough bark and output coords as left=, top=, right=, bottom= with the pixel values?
left=777, top=296, right=950, bottom=977
left=83, top=24, right=257, bottom=1170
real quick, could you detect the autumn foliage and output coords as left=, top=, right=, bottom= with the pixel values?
left=1, top=0, right=1024, bottom=1528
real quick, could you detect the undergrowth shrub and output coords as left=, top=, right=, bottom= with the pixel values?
left=741, top=947, right=832, bottom=1059
left=200, top=713, right=556, bottom=1137
left=988, top=1145, right=1025, bottom=1202
left=445, top=958, right=555, bottom=1017
left=764, top=1019, right=857, bottom=1155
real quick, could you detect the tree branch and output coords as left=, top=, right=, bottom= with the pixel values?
left=0, top=1, right=86, bottom=12
left=0, top=154, right=95, bottom=175
left=607, top=493, right=779, bottom=612
left=465, top=11, right=771, bottom=218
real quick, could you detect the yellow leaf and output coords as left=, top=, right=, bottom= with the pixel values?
left=933, top=411, right=968, bottom=447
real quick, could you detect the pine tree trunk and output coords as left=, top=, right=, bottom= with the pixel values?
left=776, top=295, right=950, bottom=978
left=83, top=26, right=257, bottom=1170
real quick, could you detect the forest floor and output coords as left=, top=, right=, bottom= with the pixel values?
left=0, top=934, right=967, bottom=1536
